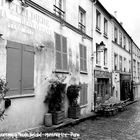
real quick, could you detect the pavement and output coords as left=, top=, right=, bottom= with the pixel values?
left=0, top=99, right=139, bottom=140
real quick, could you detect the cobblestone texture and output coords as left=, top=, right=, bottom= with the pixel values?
left=2, top=100, right=140, bottom=140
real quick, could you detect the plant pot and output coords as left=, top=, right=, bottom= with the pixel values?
left=68, top=105, right=80, bottom=119
left=52, top=110, right=64, bottom=125
left=44, top=113, right=52, bottom=127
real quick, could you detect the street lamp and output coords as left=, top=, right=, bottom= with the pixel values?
left=91, top=41, right=106, bottom=59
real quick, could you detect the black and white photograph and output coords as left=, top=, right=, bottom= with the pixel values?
left=0, top=0, right=140, bottom=139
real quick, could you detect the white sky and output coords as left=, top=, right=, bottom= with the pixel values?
left=99, top=0, right=140, bottom=47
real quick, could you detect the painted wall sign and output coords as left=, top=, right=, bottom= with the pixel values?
left=0, top=1, right=52, bottom=35
left=94, top=70, right=111, bottom=78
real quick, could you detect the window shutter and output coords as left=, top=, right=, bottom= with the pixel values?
left=83, top=46, right=87, bottom=71
left=55, top=33, right=62, bottom=70
left=62, top=36, right=67, bottom=70
left=80, top=44, right=83, bottom=71
left=22, top=45, right=34, bottom=94
left=6, top=41, right=21, bottom=96
left=80, top=84, right=84, bottom=105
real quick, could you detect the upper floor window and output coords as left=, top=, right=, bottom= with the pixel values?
left=104, top=18, right=108, bottom=36
left=119, top=55, right=122, bottom=71
left=54, top=0, right=65, bottom=19
left=114, top=26, right=118, bottom=43
left=129, top=60, right=131, bottom=72
left=80, top=44, right=87, bottom=72
left=96, top=10, right=101, bottom=31
left=128, top=41, right=131, bottom=53
left=123, top=36, right=126, bottom=49
left=123, top=57, right=126, bottom=72
left=119, top=31, right=122, bottom=47
left=96, top=43, right=101, bottom=65
left=114, top=53, right=118, bottom=71
left=79, top=7, right=86, bottom=33
left=104, top=48, right=107, bottom=66
left=55, top=33, right=68, bottom=71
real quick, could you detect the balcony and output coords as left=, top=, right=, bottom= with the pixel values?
left=53, top=5, right=65, bottom=19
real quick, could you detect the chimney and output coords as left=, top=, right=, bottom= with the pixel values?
left=114, top=11, right=117, bottom=18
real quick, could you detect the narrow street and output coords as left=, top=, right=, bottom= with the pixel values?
left=31, top=100, right=140, bottom=140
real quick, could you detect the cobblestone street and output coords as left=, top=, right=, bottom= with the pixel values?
left=31, top=100, right=140, bottom=140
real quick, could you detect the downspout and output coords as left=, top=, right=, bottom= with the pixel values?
left=91, top=0, right=97, bottom=111
left=131, top=39, right=134, bottom=101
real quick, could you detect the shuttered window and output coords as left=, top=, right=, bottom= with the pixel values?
left=55, top=33, right=68, bottom=71
left=6, top=41, right=34, bottom=96
left=79, top=44, right=87, bottom=72
left=80, top=83, right=88, bottom=106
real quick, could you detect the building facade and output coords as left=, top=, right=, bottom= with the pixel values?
left=0, top=0, right=139, bottom=132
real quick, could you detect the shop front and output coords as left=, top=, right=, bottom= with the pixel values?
left=120, top=74, right=131, bottom=101
left=94, top=70, right=112, bottom=108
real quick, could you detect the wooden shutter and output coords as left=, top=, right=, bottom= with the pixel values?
left=80, top=44, right=83, bottom=71
left=83, top=46, right=87, bottom=71
left=62, top=36, right=67, bottom=70
left=6, top=41, right=21, bottom=96
left=80, top=83, right=88, bottom=106
left=22, top=45, right=34, bottom=94
left=55, top=33, right=62, bottom=70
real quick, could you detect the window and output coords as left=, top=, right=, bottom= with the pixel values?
left=119, top=55, right=122, bottom=71
left=104, top=48, right=107, bottom=66
left=96, top=43, right=101, bottom=65
left=114, top=26, right=118, bottom=43
left=114, top=53, right=118, bottom=70
left=133, top=59, right=136, bottom=79
left=96, top=10, right=101, bottom=31
left=55, top=33, right=68, bottom=71
left=54, top=0, right=65, bottom=19
left=129, top=60, right=131, bottom=72
left=138, top=62, right=140, bottom=79
left=123, top=36, right=126, bottom=49
left=80, top=83, right=88, bottom=106
left=119, top=31, right=122, bottom=47
left=123, top=57, right=126, bottom=72
left=6, top=41, right=34, bottom=96
left=104, top=18, right=108, bottom=36
left=128, top=41, right=131, bottom=52
left=79, top=44, right=87, bottom=72
left=79, top=6, right=86, bottom=33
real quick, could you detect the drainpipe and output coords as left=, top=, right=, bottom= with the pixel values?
left=91, top=0, right=97, bottom=111
left=131, top=39, right=134, bottom=101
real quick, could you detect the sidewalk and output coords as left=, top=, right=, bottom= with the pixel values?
left=20, top=98, right=140, bottom=135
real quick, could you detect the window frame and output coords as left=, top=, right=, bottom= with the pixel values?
left=78, top=6, right=86, bottom=33
left=114, top=53, right=118, bottom=71
left=79, top=44, right=87, bottom=73
left=114, top=26, right=118, bottom=43
left=104, top=18, right=108, bottom=36
left=54, top=0, right=65, bottom=19
left=96, top=10, right=101, bottom=31
left=55, top=33, right=68, bottom=72
left=119, top=55, right=122, bottom=71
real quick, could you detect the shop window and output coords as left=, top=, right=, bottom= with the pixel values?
left=79, top=44, right=87, bottom=72
left=54, top=0, right=65, bottom=19
left=79, top=6, right=86, bottom=33
left=6, top=41, right=34, bottom=96
left=80, top=83, right=88, bottom=106
left=55, top=33, right=68, bottom=71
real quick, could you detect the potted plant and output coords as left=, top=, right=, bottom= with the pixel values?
left=67, top=84, right=81, bottom=119
left=0, top=78, right=11, bottom=120
left=44, top=79, right=66, bottom=125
